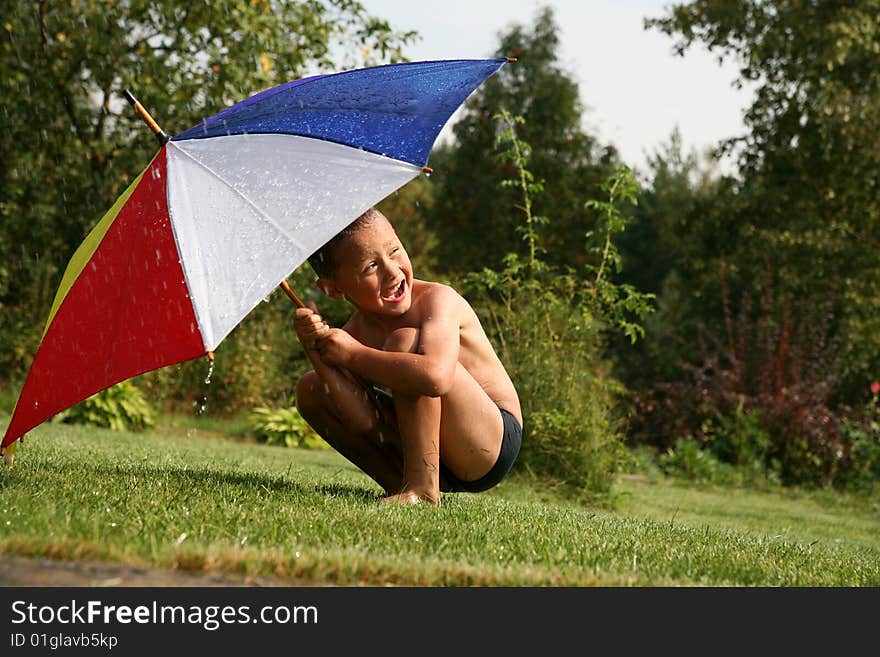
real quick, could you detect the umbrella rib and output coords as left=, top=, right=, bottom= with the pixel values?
left=168, top=141, right=308, bottom=256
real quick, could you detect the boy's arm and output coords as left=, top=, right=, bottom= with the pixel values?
left=317, top=286, right=460, bottom=397
left=293, top=307, right=379, bottom=433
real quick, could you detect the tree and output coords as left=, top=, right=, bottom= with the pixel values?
left=427, top=6, right=616, bottom=276
left=616, top=128, right=704, bottom=298
left=616, top=1, right=880, bottom=484
left=0, top=0, right=416, bottom=380
left=646, top=0, right=880, bottom=396
left=611, top=129, right=730, bottom=388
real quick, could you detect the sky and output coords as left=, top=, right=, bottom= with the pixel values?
left=360, top=0, right=755, bottom=174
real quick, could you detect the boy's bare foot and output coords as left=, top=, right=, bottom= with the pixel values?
left=380, top=490, right=440, bottom=506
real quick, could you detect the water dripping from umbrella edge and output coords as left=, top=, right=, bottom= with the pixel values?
left=192, top=355, right=214, bottom=427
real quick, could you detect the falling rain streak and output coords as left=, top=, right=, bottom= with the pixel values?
left=195, top=356, right=214, bottom=417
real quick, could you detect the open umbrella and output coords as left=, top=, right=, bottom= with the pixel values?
left=2, top=58, right=512, bottom=456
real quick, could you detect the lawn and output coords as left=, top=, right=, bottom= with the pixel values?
left=1, top=416, right=878, bottom=586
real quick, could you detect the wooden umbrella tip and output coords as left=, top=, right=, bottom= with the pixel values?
left=1, top=440, right=16, bottom=466
left=506, top=57, right=518, bottom=63
left=422, top=166, right=434, bottom=174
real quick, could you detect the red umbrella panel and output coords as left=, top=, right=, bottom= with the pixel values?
left=4, top=149, right=205, bottom=447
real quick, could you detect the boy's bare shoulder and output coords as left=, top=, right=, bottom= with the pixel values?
left=412, top=280, right=469, bottom=316
left=413, top=280, right=464, bottom=305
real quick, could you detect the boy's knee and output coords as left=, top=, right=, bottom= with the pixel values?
left=383, top=327, right=419, bottom=354
left=295, top=371, right=322, bottom=416
left=295, top=370, right=378, bottom=435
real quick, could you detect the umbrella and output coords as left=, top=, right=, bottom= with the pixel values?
left=1, top=58, right=512, bottom=457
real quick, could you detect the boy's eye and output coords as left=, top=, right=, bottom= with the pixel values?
left=390, top=247, right=400, bottom=256
left=363, top=262, right=377, bottom=273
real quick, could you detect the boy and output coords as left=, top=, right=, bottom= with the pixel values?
left=293, top=208, right=522, bottom=505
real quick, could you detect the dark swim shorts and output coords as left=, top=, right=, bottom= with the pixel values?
left=440, top=408, right=522, bottom=493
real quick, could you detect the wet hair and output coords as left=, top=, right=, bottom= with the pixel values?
left=307, top=208, right=384, bottom=279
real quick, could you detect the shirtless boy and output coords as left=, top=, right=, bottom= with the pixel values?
left=293, top=208, right=522, bottom=505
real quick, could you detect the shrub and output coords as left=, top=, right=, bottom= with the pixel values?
left=247, top=406, right=326, bottom=449
left=465, top=271, right=627, bottom=496
left=618, top=444, right=659, bottom=474
left=630, top=267, right=856, bottom=487
left=526, top=407, right=623, bottom=495
left=658, top=437, right=733, bottom=484
left=837, top=394, right=880, bottom=493
left=460, top=111, right=652, bottom=497
left=707, top=403, right=776, bottom=473
left=55, top=380, right=156, bottom=432
left=656, top=433, right=779, bottom=487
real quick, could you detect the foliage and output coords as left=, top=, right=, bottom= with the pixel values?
left=653, top=402, right=779, bottom=487
left=657, top=437, right=734, bottom=485
left=427, top=6, right=616, bottom=275
left=629, top=271, right=876, bottom=487
left=584, top=165, right=655, bottom=344
left=461, top=110, right=652, bottom=496
left=0, top=1, right=416, bottom=384
left=707, top=403, right=773, bottom=472
left=644, top=0, right=880, bottom=404
left=838, top=392, right=880, bottom=493
left=610, top=131, right=727, bottom=388
left=464, top=264, right=623, bottom=496
left=247, top=405, right=326, bottom=449
left=54, top=380, right=156, bottom=432
left=613, top=1, right=880, bottom=489
left=655, top=406, right=780, bottom=488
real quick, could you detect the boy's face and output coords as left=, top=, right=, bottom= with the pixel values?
left=320, top=215, right=414, bottom=316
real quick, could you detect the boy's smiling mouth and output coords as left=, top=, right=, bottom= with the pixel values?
left=382, top=279, right=407, bottom=303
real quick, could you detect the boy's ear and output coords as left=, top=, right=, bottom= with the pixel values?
left=316, top=277, right=344, bottom=300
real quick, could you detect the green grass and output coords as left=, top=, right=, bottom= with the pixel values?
left=1, top=417, right=878, bottom=586
left=614, top=476, right=879, bottom=551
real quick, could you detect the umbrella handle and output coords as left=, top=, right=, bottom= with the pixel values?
left=279, top=280, right=307, bottom=309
